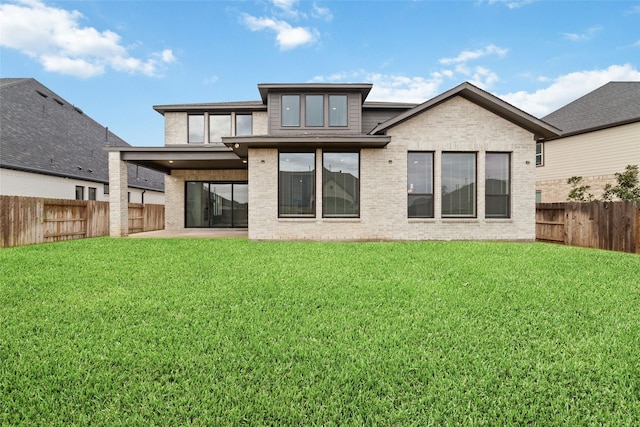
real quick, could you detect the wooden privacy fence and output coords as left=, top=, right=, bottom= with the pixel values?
left=536, top=201, right=640, bottom=254
left=1, top=196, right=164, bottom=248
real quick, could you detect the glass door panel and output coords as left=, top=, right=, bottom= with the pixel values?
left=209, top=184, right=233, bottom=227
left=185, top=182, right=210, bottom=227
left=233, top=183, right=248, bottom=227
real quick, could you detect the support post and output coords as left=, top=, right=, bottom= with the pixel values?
left=108, top=151, right=129, bottom=237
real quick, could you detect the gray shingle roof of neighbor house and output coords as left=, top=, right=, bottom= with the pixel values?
left=0, top=78, right=164, bottom=192
left=370, top=81, right=561, bottom=140
left=542, top=82, right=640, bottom=136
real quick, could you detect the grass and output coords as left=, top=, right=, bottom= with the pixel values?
left=1, top=238, right=640, bottom=426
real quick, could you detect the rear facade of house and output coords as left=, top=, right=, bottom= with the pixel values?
left=108, top=82, right=559, bottom=240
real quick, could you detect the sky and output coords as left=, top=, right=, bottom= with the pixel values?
left=1, top=0, right=639, bottom=147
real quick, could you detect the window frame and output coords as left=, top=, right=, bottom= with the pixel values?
left=88, top=187, right=97, bottom=201
left=75, top=186, right=84, bottom=201
left=322, top=151, right=360, bottom=218
left=329, top=94, right=348, bottom=127
left=441, top=152, right=477, bottom=218
left=281, top=95, right=301, bottom=127
left=235, top=114, right=252, bottom=136
left=536, top=142, right=544, bottom=166
left=485, top=152, right=511, bottom=219
left=407, top=151, right=434, bottom=218
left=305, top=94, right=325, bottom=127
left=278, top=151, right=316, bottom=218
left=209, top=114, right=231, bottom=143
left=188, top=114, right=205, bottom=144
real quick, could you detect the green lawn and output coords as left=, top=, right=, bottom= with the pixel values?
left=1, top=238, right=639, bottom=426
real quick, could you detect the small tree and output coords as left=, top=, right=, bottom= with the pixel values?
left=567, top=176, right=594, bottom=202
left=601, top=164, right=640, bottom=202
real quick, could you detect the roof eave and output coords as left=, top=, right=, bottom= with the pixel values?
left=370, top=82, right=561, bottom=140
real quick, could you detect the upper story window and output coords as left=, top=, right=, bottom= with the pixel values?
left=305, top=95, right=324, bottom=127
left=209, top=114, right=231, bottom=143
left=329, top=95, right=347, bottom=127
left=188, top=114, right=205, bottom=143
left=282, top=95, right=300, bottom=127
left=236, top=114, right=252, bottom=136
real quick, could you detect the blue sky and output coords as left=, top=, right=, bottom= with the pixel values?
left=1, top=0, right=639, bottom=147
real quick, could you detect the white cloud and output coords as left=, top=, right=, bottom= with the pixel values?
left=272, top=0, right=298, bottom=12
left=0, top=0, right=175, bottom=78
left=242, top=14, right=317, bottom=50
left=562, top=26, right=602, bottom=42
left=500, top=64, right=640, bottom=117
left=312, top=3, right=333, bottom=21
left=483, top=0, right=535, bottom=9
left=439, top=44, right=508, bottom=65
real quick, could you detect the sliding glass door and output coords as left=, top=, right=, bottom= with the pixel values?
left=185, top=182, right=248, bottom=228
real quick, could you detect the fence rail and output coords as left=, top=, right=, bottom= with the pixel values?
left=1, top=196, right=164, bottom=248
left=536, top=201, right=640, bottom=254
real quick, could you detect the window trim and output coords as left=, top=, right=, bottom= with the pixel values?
left=485, top=152, right=511, bottom=219
left=322, top=151, right=360, bottom=218
left=75, top=186, right=84, bottom=201
left=407, top=151, right=435, bottom=218
left=278, top=151, right=316, bottom=218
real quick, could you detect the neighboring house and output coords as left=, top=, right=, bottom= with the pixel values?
left=536, top=81, right=640, bottom=202
left=107, top=82, right=559, bottom=240
left=0, top=78, right=164, bottom=203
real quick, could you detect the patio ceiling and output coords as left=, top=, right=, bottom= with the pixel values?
left=105, top=145, right=247, bottom=174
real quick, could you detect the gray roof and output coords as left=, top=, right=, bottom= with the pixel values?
left=0, top=78, right=164, bottom=192
left=543, top=82, right=640, bottom=135
left=370, top=82, right=561, bottom=140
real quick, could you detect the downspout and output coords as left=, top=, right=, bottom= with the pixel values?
left=141, top=190, right=146, bottom=205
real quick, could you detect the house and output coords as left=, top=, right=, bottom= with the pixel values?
left=107, top=82, right=560, bottom=240
left=536, top=81, right=640, bottom=202
left=0, top=78, right=164, bottom=203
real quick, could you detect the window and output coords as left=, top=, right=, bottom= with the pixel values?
left=128, top=192, right=131, bottom=203
left=329, top=95, right=347, bottom=126
left=407, top=152, right=434, bottom=218
left=441, top=152, right=476, bottom=217
left=536, top=142, right=543, bottom=166
left=305, top=95, right=324, bottom=127
left=88, top=187, right=97, bottom=201
left=209, top=114, right=231, bottom=143
left=281, top=95, right=300, bottom=127
left=185, top=182, right=248, bottom=228
left=536, top=190, right=542, bottom=204
left=323, top=152, right=359, bottom=217
left=279, top=152, right=315, bottom=217
left=236, top=114, right=252, bottom=136
left=188, top=114, right=205, bottom=143
left=75, top=186, right=84, bottom=200
left=104, top=183, right=109, bottom=195
left=485, top=153, right=510, bottom=218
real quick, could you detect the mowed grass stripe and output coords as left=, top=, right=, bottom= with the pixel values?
left=1, top=238, right=639, bottom=425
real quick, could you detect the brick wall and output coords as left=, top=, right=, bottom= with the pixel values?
left=248, top=96, right=537, bottom=241
left=165, top=169, right=248, bottom=230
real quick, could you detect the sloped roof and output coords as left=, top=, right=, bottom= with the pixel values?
left=0, top=78, right=164, bottom=192
left=370, top=81, right=561, bottom=140
left=542, top=82, right=640, bottom=135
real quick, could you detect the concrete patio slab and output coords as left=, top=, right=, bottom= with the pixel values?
left=128, top=229, right=248, bottom=239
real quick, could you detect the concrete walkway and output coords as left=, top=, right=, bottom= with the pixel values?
left=128, top=229, right=248, bottom=239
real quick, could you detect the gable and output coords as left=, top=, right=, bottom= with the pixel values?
left=386, top=95, right=533, bottom=145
